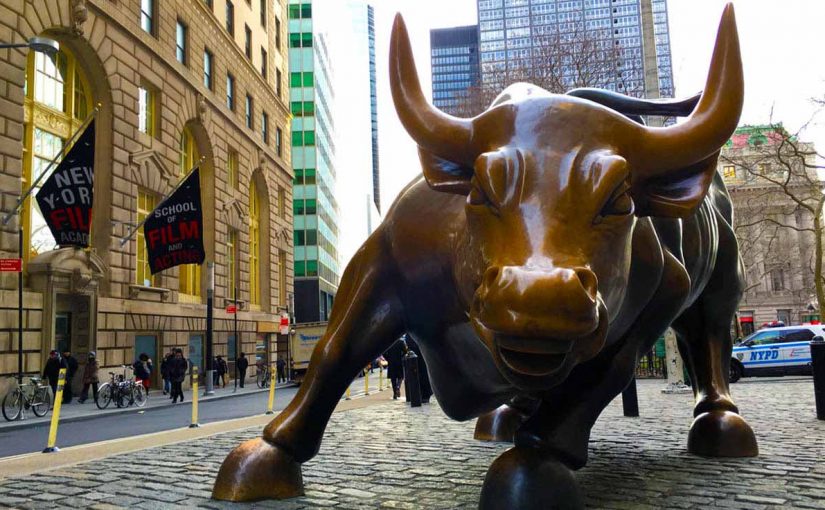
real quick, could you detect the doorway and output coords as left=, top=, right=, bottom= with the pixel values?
left=188, top=334, right=204, bottom=374
left=55, top=313, right=72, bottom=354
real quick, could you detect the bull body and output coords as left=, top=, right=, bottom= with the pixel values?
left=214, top=5, right=757, bottom=508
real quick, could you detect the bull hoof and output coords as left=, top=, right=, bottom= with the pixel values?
left=687, top=411, right=758, bottom=458
left=474, top=405, right=527, bottom=443
left=480, top=447, right=583, bottom=510
left=212, top=437, right=304, bottom=501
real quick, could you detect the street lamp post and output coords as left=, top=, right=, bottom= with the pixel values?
left=0, top=37, right=59, bottom=385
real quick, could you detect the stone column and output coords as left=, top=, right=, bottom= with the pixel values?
left=662, top=328, right=691, bottom=394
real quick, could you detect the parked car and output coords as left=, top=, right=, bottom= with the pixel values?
left=730, top=325, right=824, bottom=382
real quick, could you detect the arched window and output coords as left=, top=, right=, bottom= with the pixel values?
left=249, top=180, right=260, bottom=306
left=22, top=47, right=92, bottom=261
left=178, top=127, right=201, bottom=300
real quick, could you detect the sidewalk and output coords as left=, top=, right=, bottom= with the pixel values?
left=0, top=380, right=295, bottom=432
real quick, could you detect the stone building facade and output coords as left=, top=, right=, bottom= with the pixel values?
left=719, top=125, right=819, bottom=336
left=0, top=0, right=293, bottom=395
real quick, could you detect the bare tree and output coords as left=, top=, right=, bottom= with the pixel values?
left=455, top=23, right=643, bottom=117
left=721, top=116, right=825, bottom=322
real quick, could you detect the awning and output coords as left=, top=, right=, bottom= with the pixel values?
left=739, top=316, right=753, bottom=323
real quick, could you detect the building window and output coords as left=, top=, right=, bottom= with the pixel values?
left=276, top=68, right=282, bottom=97
left=777, top=309, right=791, bottom=325
left=226, top=73, right=235, bottom=110
left=22, top=48, right=92, bottom=261
left=203, top=49, right=213, bottom=90
left=275, top=127, right=282, bottom=157
left=260, top=47, right=267, bottom=78
left=722, top=165, right=735, bottom=179
left=228, top=150, right=239, bottom=190
left=249, top=181, right=261, bottom=306
left=262, top=112, right=269, bottom=143
left=137, top=189, right=158, bottom=287
left=278, top=249, right=287, bottom=306
left=179, top=127, right=201, bottom=300
left=176, top=20, right=188, bottom=64
left=260, top=0, right=267, bottom=27
left=225, top=0, right=234, bottom=35
left=275, top=17, right=281, bottom=49
left=278, top=186, right=285, bottom=217
left=228, top=230, right=238, bottom=299
left=245, top=24, right=252, bottom=58
left=137, top=83, right=156, bottom=137
left=140, top=0, right=155, bottom=35
left=770, top=267, right=785, bottom=292
left=245, top=94, right=253, bottom=129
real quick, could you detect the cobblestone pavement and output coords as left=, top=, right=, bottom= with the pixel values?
left=0, top=378, right=823, bottom=509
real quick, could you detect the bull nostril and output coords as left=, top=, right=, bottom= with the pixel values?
left=574, top=267, right=598, bottom=301
left=482, top=266, right=501, bottom=290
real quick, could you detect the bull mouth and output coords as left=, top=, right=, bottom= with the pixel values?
left=497, top=335, right=572, bottom=377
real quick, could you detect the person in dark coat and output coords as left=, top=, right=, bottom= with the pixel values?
left=216, top=356, right=228, bottom=387
left=79, top=351, right=99, bottom=404
left=42, top=350, right=67, bottom=398
left=405, top=337, right=433, bottom=404
left=384, top=340, right=405, bottom=400
left=276, top=358, right=286, bottom=383
left=62, top=351, right=79, bottom=403
left=160, top=352, right=173, bottom=396
left=133, top=353, right=153, bottom=395
left=236, top=353, right=249, bottom=388
left=169, top=348, right=188, bottom=403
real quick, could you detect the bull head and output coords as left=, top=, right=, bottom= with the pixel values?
left=391, top=5, right=743, bottom=391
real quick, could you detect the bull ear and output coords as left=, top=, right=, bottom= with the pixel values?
left=418, top=147, right=473, bottom=195
left=630, top=151, right=720, bottom=218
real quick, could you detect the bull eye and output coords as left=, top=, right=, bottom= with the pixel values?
left=598, top=182, right=634, bottom=220
left=467, top=178, right=499, bottom=213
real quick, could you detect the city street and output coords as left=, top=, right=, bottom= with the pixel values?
left=0, top=372, right=388, bottom=458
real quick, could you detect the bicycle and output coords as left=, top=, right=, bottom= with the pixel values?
left=2, top=377, right=51, bottom=421
left=256, top=364, right=271, bottom=389
left=97, top=366, right=147, bottom=409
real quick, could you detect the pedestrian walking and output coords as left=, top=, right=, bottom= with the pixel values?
left=169, top=349, right=188, bottom=403
left=216, top=356, right=228, bottom=387
left=406, top=337, right=433, bottom=404
left=160, top=352, right=173, bottom=396
left=62, top=350, right=79, bottom=403
left=236, top=352, right=249, bottom=388
left=79, top=351, right=99, bottom=404
left=276, top=358, right=286, bottom=383
left=133, top=353, right=153, bottom=395
left=384, top=340, right=405, bottom=400
left=42, top=350, right=67, bottom=399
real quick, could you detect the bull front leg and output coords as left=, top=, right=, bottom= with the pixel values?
left=474, top=396, right=539, bottom=442
left=212, top=237, right=405, bottom=501
left=672, top=222, right=757, bottom=458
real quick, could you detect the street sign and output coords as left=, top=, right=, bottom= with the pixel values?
left=279, top=313, right=290, bottom=335
left=226, top=305, right=237, bottom=314
left=0, top=258, right=22, bottom=272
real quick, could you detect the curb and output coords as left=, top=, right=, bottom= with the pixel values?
left=0, top=383, right=297, bottom=432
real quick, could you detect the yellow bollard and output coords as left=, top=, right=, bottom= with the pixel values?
left=364, top=369, right=370, bottom=396
left=379, top=366, right=384, bottom=391
left=345, top=384, right=351, bottom=400
left=43, top=368, right=67, bottom=453
left=189, top=366, right=200, bottom=428
left=266, top=362, right=276, bottom=415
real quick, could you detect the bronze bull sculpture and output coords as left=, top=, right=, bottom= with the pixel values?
left=213, top=4, right=756, bottom=508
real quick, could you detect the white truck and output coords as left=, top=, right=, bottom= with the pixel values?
left=289, top=322, right=327, bottom=383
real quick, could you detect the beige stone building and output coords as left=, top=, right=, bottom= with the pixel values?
left=719, top=125, right=820, bottom=336
left=0, top=0, right=293, bottom=395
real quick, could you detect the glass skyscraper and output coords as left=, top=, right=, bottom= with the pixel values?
left=430, top=26, right=481, bottom=115
left=476, top=0, right=674, bottom=99
left=289, top=0, right=340, bottom=322
left=368, top=5, right=380, bottom=213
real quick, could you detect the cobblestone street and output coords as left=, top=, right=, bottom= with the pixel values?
left=0, top=378, right=823, bottom=509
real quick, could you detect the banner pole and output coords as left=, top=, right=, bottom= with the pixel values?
left=17, top=226, right=22, bottom=385
left=3, top=106, right=99, bottom=226
left=118, top=157, right=206, bottom=247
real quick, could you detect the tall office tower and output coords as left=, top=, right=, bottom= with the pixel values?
left=290, top=0, right=340, bottom=323
left=368, top=5, right=381, bottom=214
left=476, top=0, right=674, bottom=100
left=430, top=26, right=482, bottom=115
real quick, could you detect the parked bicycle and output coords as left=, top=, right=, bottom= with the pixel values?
left=256, top=363, right=271, bottom=389
left=2, top=377, right=51, bottom=421
left=96, top=366, right=147, bottom=409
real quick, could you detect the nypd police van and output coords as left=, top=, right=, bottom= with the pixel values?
left=730, top=325, right=823, bottom=382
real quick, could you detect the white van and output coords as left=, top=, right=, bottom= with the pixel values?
left=730, top=325, right=823, bottom=382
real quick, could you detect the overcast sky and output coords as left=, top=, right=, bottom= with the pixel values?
left=334, top=0, right=825, bottom=266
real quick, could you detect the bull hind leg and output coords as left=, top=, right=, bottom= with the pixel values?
left=212, top=238, right=405, bottom=501
left=671, top=225, right=757, bottom=457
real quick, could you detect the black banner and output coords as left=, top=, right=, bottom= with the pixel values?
left=35, top=119, right=95, bottom=248
left=144, top=168, right=205, bottom=274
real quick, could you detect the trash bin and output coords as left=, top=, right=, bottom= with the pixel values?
left=403, top=350, right=422, bottom=408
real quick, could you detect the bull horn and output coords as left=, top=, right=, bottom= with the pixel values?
left=390, top=14, right=476, bottom=165
left=631, top=3, right=743, bottom=175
